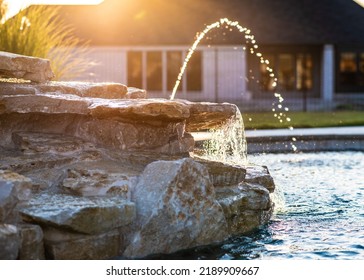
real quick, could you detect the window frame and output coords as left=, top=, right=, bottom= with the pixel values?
left=336, top=46, right=364, bottom=93
left=247, top=45, right=321, bottom=98
left=126, top=47, right=203, bottom=94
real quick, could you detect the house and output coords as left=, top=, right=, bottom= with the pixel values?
left=55, top=0, right=364, bottom=111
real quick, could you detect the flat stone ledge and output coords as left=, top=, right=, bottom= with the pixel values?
left=181, top=100, right=239, bottom=131
left=1, top=92, right=239, bottom=130
left=0, top=51, right=54, bottom=83
left=19, top=194, right=136, bottom=234
left=43, top=227, right=122, bottom=260
left=0, top=81, right=130, bottom=99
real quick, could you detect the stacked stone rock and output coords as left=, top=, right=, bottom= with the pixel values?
left=0, top=51, right=275, bottom=259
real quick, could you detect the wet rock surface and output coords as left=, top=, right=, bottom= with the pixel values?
left=0, top=54, right=275, bottom=259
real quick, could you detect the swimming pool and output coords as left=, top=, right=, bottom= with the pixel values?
left=153, top=151, right=364, bottom=260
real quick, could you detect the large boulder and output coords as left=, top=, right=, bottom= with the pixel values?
left=0, top=51, right=54, bottom=83
left=19, top=194, right=136, bottom=234
left=42, top=226, right=123, bottom=260
left=245, top=165, right=275, bottom=193
left=214, top=166, right=275, bottom=236
left=194, top=158, right=246, bottom=186
left=216, top=183, right=273, bottom=235
left=123, top=158, right=228, bottom=258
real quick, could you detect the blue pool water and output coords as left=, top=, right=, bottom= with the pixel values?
left=154, top=151, right=364, bottom=260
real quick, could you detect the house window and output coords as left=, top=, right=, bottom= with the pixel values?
left=186, top=51, right=202, bottom=91
left=146, top=52, right=162, bottom=91
left=257, top=53, right=313, bottom=92
left=338, top=51, right=364, bottom=90
left=278, top=54, right=295, bottom=91
left=127, top=50, right=203, bottom=92
left=127, top=51, right=142, bottom=88
left=339, top=52, right=357, bottom=86
left=260, top=55, right=275, bottom=91
left=167, top=51, right=182, bottom=91
left=360, top=53, right=364, bottom=86
left=296, top=54, right=313, bottom=90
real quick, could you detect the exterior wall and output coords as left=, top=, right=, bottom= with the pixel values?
left=66, top=45, right=364, bottom=111
left=173, top=46, right=247, bottom=103
left=321, top=44, right=335, bottom=102
left=72, top=47, right=126, bottom=83
left=69, top=45, right=248, bottom=103
left=216, top=47, right=248, bottom=103
left=334, top=45, right=364, bottom=109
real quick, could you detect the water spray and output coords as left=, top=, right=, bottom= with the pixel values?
left=170, top=17, right=297, bottom=152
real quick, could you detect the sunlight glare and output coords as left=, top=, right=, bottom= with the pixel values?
left=2, top=0, right=103, bottom=22
left=354, top=0, right=364, bottom=8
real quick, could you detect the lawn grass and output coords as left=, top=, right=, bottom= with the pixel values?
left=242, top=111, right=364, bottom=129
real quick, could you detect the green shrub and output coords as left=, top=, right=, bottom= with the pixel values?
left=0, top=2, right=90, bottom=80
